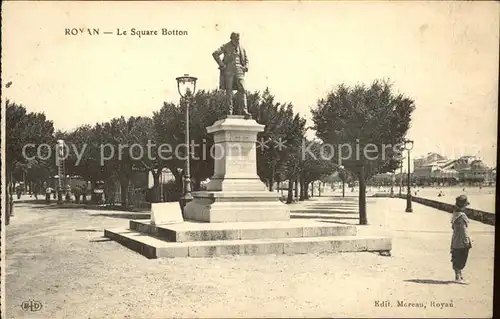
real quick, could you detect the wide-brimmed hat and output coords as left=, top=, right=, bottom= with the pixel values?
left=455, top=195, right=470, bottom=207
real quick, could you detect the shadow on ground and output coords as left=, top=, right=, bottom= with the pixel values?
left=89, top=237, right=113, bottom=243
left=318, top=220, right=357, bottom=225
left=12, top=199, right=48, bottom=204
left=90, top=213, right=151, bottom=220
left=36, top=203, right=149, bottom=212
left=404, top=279, right=462, bottom=285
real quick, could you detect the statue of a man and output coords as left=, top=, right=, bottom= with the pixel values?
left=212, top=32, right=250, bottom=117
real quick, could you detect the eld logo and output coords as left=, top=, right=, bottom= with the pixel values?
left=21, top=300, right=43, bottom=312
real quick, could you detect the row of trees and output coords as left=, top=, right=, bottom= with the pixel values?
left=7, top=79, right=415, bottom=224
left=6, top=88, right=335, bottom=207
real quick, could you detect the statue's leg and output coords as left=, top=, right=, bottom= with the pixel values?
left=234, top=90, right=243, bottom=114
left=236, top=76, right=249, bottom=116
left=224, top=73, right=234, bottom=115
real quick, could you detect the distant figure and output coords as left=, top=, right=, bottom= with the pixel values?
left=15, top=184, right=22, bottom=199
left=45, top=186, right=53, bottom=204
left=82, top=186, right=88, bottom=204
left=65, top=185, right=72, bottom=202
left=450, top=195, right=472, bottom=283
left=74, top=186, right=81, bottom=204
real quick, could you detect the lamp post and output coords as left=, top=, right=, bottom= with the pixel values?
left=390, top=171, right=395, bottom=197
left=56, top=139, right=66, bottom=204
left=160, top=169, right=164, bottom=202
left=403, top=139, right=414, bottom=212
left=176, top=74, right=198, bottom=214
left=399, top=159, right=404, bottom=197
left=5, top=81, right=14, bottom=222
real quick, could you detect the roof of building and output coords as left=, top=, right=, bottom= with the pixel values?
left=419, top=159, right=455, bottom=168
left=415, top=152, right=447, bottom=161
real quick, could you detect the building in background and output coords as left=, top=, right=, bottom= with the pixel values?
left=412, top=154, right=492, bottom=186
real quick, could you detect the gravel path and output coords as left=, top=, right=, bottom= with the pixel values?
left=5, top=198, right=494, bottom=318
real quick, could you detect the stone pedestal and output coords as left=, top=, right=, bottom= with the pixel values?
left=184, top=115, right=290, bottom=222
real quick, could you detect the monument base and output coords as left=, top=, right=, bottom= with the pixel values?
left=104, top=218, right=392, bottom=258
left=183, top=190, right=290, bottom=222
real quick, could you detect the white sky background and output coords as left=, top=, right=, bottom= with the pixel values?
left=2, top=1, right=498, bottom=171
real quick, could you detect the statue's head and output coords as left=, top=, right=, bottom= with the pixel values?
left=230, top=32, right=240, bottom=45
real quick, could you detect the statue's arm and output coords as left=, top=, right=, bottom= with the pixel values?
left=212, top=45, right=225, bottom=68
left=243, top=49, right=249, bottom=71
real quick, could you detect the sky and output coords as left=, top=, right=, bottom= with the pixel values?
left=2, top=1, right=499, bottom=170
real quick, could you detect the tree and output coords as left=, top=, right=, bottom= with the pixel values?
left=338, top=168, right=354, bottom=197
left=252, top=89, right=305, bottom=191
left=151, top=89, right=239, bottom=200
left=152, top=89, right=227, bottom=195
left=281, top=114, right=307, bottom=203
left=6, top=101, right=55, bottom=192
left=18, top=158, right=56, bottom=194
left=152, top=101, right=185, bottom=193
left=64, top=124, right=106, bottom=185
left=253, top=89, right=282, bottom=189
left=105, top=116, right=147, bottom=205
left=63, top=116, right=156, bottom=206
left=299, top=140, right=336, bottom=200
left=120, top=116, right=157, bottom=203
left=311, top=79, right=415, bottom=224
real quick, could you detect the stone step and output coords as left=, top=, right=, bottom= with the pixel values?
left=104, top=228, right=391, bottom=258
left=289, top=207, right=358, bottom=213
left=129, top=220, right=358, bottom=242
left=291, top=212, right=359, bottom=220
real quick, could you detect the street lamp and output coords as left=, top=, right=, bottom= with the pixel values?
left=399, top=159, right=404, bottom=197
left=390, top=171, right=395, bottom=197
left=403, top=139, right=414, bottom=212
left=176, top=74, right=198, bottom=214
left=397, top=142, right=405, bottom=197
left=56, top=139, right=66, bottom=204
left=5, top=81, right=14, bottom=222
